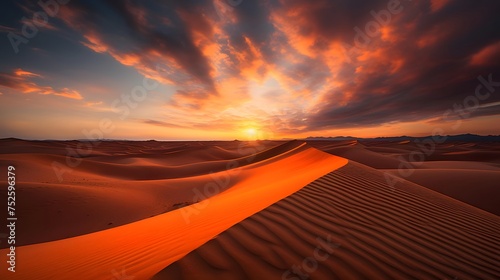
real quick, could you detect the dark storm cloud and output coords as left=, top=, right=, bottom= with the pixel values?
left=302, top=0, right=500, bottom=130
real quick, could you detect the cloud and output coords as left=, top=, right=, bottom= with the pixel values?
left=0, top=69, right=83, bottom=100
left=142, top=119, right=186, bottom=129
left=13, top=69, right=41, bottom=77
left=16, top=2, right=60, bottom=31
left=84, top=101, right=101, bottom=106
left=264, top=0, right=500, bottom=132
left=55, top=1, right=289, bottom=111
left=57, top=1, right=218, bottom=99
left=430, top=0, right=453, bottom=13
left=0, top=25, right=18, bottom=33
left=470, top=41, right=500, bottom=66
left=11, top=0, right=500, bottom=136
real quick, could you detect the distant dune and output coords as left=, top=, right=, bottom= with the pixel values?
left=309, top=140, right=500, bottom=215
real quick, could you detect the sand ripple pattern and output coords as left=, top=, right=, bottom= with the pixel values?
left=155, top=162, right=500, bottom=280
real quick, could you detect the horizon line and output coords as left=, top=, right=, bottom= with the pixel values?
left=2, top=133, right=500, bottom=142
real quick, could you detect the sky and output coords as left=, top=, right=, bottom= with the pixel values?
left=0, top=0, right=499, bottom=140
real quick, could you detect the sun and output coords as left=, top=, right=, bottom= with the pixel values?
left=246, top=128, right=256, bottom=136
left=245, top=128, right=257, bottom=137
left=243, top=127, right=259, bottom=140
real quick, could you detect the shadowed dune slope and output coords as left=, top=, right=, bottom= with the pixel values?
left=386, top=169, right=500, bottom=215
left=307, top=141, right=404, bottom=169
left=155, top=162, right=500, bottom=280
left=308, top=140, right=500, bottom=216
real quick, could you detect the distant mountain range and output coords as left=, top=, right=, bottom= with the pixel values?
left=304, top=134, right=500, bottom=142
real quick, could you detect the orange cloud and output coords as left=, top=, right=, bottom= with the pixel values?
left=270, top=2, right=325, bottom=58
left=14, top=69, right=41, bottom=77
left=81, top=33, right=108, bottom=53
left=52, top=88, right=83, bottom=100
left=19, top=84, right=83, bottom=100
left=85, top=101, right=103, bottom=107
left=0, top=69, right=83, bottom=100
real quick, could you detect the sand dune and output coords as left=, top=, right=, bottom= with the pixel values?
left=0, top=141, right=347, bottom=279
left=386, top=169, right=500, bottom=215
left=1, top=139, right=498, bottom=280
left=155, top=162, right=500, bottom=279
left=308, top=141, right=402, bottom=169
left=309, top=140, right=500, bottom=216
left=0, top=140, right=290, bottom=246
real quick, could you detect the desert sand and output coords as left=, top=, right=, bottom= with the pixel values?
left=0, top=139, right=346, bottom=279
left=0, top=139, right=499, bottom=279
left=309, top=140, right=500, bottom=215
left=156, top=162, right=500, bottom=279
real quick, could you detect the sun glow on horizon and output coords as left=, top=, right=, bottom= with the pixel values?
left=244, top=127, right=258, bottom=140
